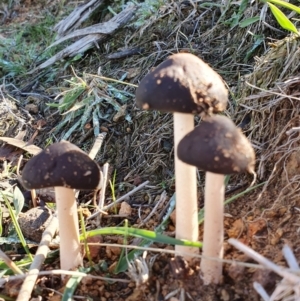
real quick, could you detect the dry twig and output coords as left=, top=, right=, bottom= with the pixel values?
left=54, top=0, right=105, bottom=38
left=29, top=5, right=136, bottom=73
left=16, top=216, right=59, bottom=301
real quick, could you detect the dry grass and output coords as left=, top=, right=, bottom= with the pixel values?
left=1, top=0, right=298, bottom=190
left=235, top=35, right=300, bottom=195
left=1, top=0, right=300, bottom=196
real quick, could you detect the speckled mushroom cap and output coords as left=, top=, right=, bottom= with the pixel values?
left=177, top=115, right=255, bottom=174
left=22, top=141, right=101, bottom=190
left=135, top=53, right=228, bottom=114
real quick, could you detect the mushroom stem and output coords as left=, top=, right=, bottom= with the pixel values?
left=173, top=112, right=199, bottom=259
left=55, top=187, right=82, bottom=271
left=200, top=172, right=225, bottom=284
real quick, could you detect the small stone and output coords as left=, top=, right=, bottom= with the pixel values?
left=107, top=245, right=121, bottom=257
left=119, top=201, right=132, bottom=216
left=86, top=235, right=103, bottom=259
left=18, top=206, right=52, bottom=242
left=221, top=289, right=230, bottom=301
left=25, top=103, right=39, bottom=114
left=100, top=126, right=109, bottom=132
left=89, top=289, right=99, bottom=297
left=108, top=261, right=117, bottom=273
left=127, top=67, right=140, bottom=79
left=113, top=105, right=127, bottom=122
left=170, top=210, right=176, bottom=225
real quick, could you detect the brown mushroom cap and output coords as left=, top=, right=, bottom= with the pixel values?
left=22, top=141, right=101, bottom=190
left=135, top=53, right=228, bottom=114
left=177, top=115, right=255, bottom=174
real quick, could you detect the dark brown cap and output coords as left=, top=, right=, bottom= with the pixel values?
left=135, top=53, right=228, bottom=115
left=177, top=115, right=255, bottom=174
left=22, top=141, right=101, bottom=190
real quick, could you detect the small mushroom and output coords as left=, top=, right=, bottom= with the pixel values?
left=21, top=141, right=101, bottom=272
left=136, top=53, right=228, bottom=258
left=177, top=114, right=255, bottom=284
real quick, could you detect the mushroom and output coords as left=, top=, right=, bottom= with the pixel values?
left=177, top=114, right=255, bottom=284
left=136, top=53, right=228, bottom=258
left=21, top=141, right=101, bottom=271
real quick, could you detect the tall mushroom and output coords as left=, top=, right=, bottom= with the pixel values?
left=136, top=53, right=228, bottom=258
left=21, top=141, right=101, bottom=271
left=177, top=114, right=255, bottom=284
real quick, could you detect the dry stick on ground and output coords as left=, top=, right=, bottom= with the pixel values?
left=88, top=132, right=107, bottom=160
left=138, top=190, right=167, bottom=227
left=97, top=162, right=109, bottom=210
left=16, top=216, right=58, bottom=301
left=29, top=5, right=136, bottom=73
left=54, top=0, right=105, bottom=38
left=75, top=132, right=107, bottom=200
left=229, top=238, right=300, bottom=301
left=96, top=162, right=109, bottom=226
left=87, top=181, right=150, bottom=220
left=0, top=250, right=24, bottom=275
left=1, top=270, right=130, bottom=288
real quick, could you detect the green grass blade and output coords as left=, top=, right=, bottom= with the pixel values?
left=239, top=16, right=260, bottom=28
left=83, top=227, right=202, bottom=248
left=0, top=257, right=32, bottom=274
left=80, top=105, right=93, bottom=129
left=0, top=293, right=14, bottom=301
left=245, top=34, right=265, bottom=61
left=13, top=186, right=24, bottom=216
left=52, top=111, right=75, bottom=134
left=61, top=118, right=81, bottom=140
left=114, top=194, right=176, bottom=274
left=58, top=86, right=86, bottom=113
left=1, top=193, right=33, bottom=261
left=79, top=209, right=92, bottom=266
left=266, top=0, right=300, bottom=14
left=62, top=275, right=83, bottom=301
left=92, top=108, right=100, bottom=137
left=267, top=2, right=299, bottom=33
left=114, top=220, right=129, bottom=273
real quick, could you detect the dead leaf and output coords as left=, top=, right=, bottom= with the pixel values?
left=0, top=137, right=42, bottom=155
left=0, top=144, right=22, bottom=162
left=247, top=219, right=267, bottom=237
left=226, top=219, right=244, bottom=238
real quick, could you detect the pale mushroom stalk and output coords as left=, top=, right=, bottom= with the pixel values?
left=135, top=53, right=228, bottom=260
left=21, top=141, right=101, bottom=272
left=55, top=187, right=82, bottom=271
left=200, top=172, right=225, bottom=284
left=173, top=113, right=198, bottom=257
left=177, top=115, right=255, bottom=285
